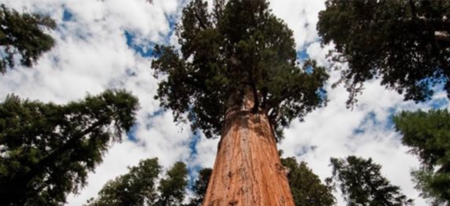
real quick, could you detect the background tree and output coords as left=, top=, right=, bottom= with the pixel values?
left=0, top=4, right=56, bottom=73
left=0, top=90, right=139, bottom=206
left=86, top=158, right=161, bottom=206
left=317, top=0, right=450, bottom=105
left=87, top=159, right=188, bottom=206
left=327, top=156, right=413, bottom=206
left=152, top=0, right=328, bottom=204
left=156, top=162, right=188, bottom=206
left=281, top=157, right=336, bottom=206
left=187, top=168, right=212, bottom=206
left=394, top=110, right=450, bottom=205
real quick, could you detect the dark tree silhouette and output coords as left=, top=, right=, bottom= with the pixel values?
left=327, top=156, right=413, bottom=206
left=395, top=110, right=450, bottom=205
left=281, top=157, right=336, bottom=206
left=0, top=90, right=139, bottom=206
left=87, top=159, right=188, bottom=206
left=0, top=4, right=56, bottom=73
left=318, top=0, right=450, bottom=106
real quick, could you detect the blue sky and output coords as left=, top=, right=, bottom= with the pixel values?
left=1, top=0, right=447, bottom=205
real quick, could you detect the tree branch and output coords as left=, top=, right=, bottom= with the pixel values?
left=261, top=87, right=268, bottom=110
left=409, top=0, right=417, bottom=19
left=195, top=12, right=208, bottom=30
left=249, top=78, right=259, bottom=114
left=15, top=119, right=107, bottom=193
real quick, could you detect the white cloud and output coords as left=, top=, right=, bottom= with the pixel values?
left=270, top=0, right=326, bottom=50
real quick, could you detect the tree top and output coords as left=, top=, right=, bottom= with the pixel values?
left=152, top=0, right=328, bottom=140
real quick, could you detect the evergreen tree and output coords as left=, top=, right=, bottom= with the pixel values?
left=327, top=156, right=413, bottom=206
left=394, top=110, right=450, bottom=205
left=86, top=158, right=161, bottom=206
left=152, top=0, right=328, bottom=204
left=153, top=0, right=328, bottom=140
left=88, top=160, right=188, bottom=206
left=281, top=157, right=336, bottom=206
left=317, top=0, right=450, bottom=105
left=187, top=168, right=212, bottom=206
left=0, top=4, right=56, bottom=73
left=0, top=90, right=139, bottom=206
left=157, top=162, right=188, bottom=206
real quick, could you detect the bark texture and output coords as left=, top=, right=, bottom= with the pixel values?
left=202, top=93, right=295, bottom=206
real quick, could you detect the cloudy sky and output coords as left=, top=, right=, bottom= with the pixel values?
left=1, top=0, right=447, bottom=205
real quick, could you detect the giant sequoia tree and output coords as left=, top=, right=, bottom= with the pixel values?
left=152, top=0, right=328, bottom=205
left=0, top=90, right=139, bottom=206
left=394, top=110, right=450, bottom=205
left=317, top=0, right=450, bottom=105
left=0, top=4, right=56, bottom=73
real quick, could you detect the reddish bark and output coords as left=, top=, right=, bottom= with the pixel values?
left=202, top=93, right=295, bottom=206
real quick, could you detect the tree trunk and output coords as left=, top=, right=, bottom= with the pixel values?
left=202, top=92, right=295, bottom=206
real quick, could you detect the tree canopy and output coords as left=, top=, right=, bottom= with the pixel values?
left=0, top=4, right=56, bottom=73
left=394, top=109, right=450, bottom=205
left=0, top=90, right=139, bottom=206
left=86, top=158, right=161, bottom=206
left=152, top=0, right=328, bottom=140
left=317, top=0, right=450, bottom=105
left=87, top=158, right=188, bottom=206
left=157, top=162, right=189, bottom=206
left=281, top=157, right=336, bottom=206
left=327, top=156, right=413, bottom=206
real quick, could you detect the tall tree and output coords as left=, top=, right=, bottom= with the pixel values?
left=86, top=158, right=161, bottom=206
left=0, top=4, right=56, bottom=73
left=281, top=157, right=336, bottom=206
left=152, top=0, right=328, bottom=204
left=317, top=0, right=450, bottom=105
left=0, top=90, right=139, bottom=206
left=327, top=156, right=414, bottom=206
left=394, top=110, right=450, bottom=205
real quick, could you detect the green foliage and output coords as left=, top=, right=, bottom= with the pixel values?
left=187, top=168, right=212, bottom=206
left=0, top=4, right=56, bottom=73
left=157, top=162, right=189, bottom=206
left=86, top=158, right=161, bottom=206
left=327, top=156, right=413, bottom=206
left=281, top=157, right=336, bottom=206
left=394, top=110, right=450, bottom=205
left=317, top=0, right=450, bottom=106
left=87, top=159, right=188, bottom=206
left=0, top=90, right=139, bottom=206
left=152, top=0, right=328, bottom=140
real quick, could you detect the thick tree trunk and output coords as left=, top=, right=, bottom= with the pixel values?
left=202, top=92, right=295, bottom=206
